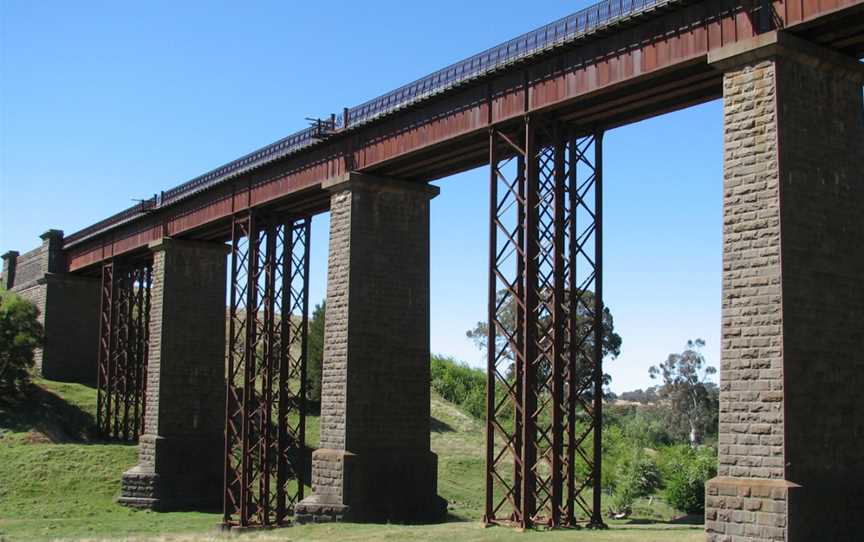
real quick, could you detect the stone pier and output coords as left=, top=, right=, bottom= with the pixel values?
left=295, top=173, right=446, bottom=523
left=705, top=32, right=864, bottom=542
left=1, top=229, right=99, bottom=382
left=118, top=239, right=228, bottom=510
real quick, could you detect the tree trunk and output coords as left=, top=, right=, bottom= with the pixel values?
left=689, top=419, right=700, bottom=447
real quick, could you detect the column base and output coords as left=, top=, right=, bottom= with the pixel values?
left=297, top=448, right=447, bottom=523
left=294, top=494, right=351, bottom=523
left=118, top=464, right=222, bottom=511
left=118, top=465, right=160, bottom=509
left=118, top=435, right=223, bottom=512
left=705, top=477, right=799, bottom=542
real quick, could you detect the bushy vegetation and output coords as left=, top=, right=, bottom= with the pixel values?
left=430, top=354, right=486, bottom=419
left=428, top=354, right=718, bottom=519
left=306, top=301, right=325, bottom=403
left=0, top=289, right=43, bottom=397
left=618, top=387, right=660, bottom=404
left=610, top=450, right=662, bottom=515
left=657, top=445, right=717, bottom=514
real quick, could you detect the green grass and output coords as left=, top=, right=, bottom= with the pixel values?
left=0, top=379, right=218, bottom=540
left=0, top=379, right=703, bottom=541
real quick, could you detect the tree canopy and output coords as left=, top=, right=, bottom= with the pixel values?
left=466, top=288, right=621, bottom=393
left=649, top=339, right=718, bottom=447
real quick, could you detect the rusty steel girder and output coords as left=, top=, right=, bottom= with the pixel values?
left=96, top=259, right=152, bottom=441
left=484, top=117, right=605, bottom=529
left=223, top=212, right=310, bottom=528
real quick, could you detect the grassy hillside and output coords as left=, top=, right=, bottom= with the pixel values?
left=0, top=379, right=702, bottom=541
left=0, top=379, right=217, bottom=540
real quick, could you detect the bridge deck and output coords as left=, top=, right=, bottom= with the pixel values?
left=63, top=0, right=864, bottom=272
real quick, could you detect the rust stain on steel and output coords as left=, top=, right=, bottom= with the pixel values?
left=65, top=0, right=864, bottom=272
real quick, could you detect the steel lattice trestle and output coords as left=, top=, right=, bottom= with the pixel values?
left=484, top=116, right=605, bottom=529
left=223, top=212, right=311, bottom=528
left=96, top=259, right=153, bottom=441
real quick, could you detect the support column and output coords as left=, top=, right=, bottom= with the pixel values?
left=295, top=173, right=446, bottom=523
left=706, top=32, right=864, bottom=542
left=2, top=230, right=100, bottom=382
left=119, top=238, right=228, bottom=510
left=1, top=251, right=19, bottom=290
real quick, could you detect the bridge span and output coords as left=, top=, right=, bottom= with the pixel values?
left=3, top=0, right=863, bottom=540
left=57, top=0, right=864, bottom=272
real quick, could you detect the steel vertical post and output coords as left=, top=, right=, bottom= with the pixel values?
left=513, top=151, right=525, bottom=520
left=224, top=214, right=249, bottom=525
left=298, top=218, right=311, bottom=504
left=589, top=131, right=606, bottom=529
left=484, top=124, right=529, bottom=526
left=261, top=221, right=277, bottom=524
left=551, top=122, right=567, bottom=526
left=240, top=213, right=259, bottom=526
left=276, top=222, right=290, bottom=523
left=96, top=262, right=115, bottom=436
left=520, top=114, right=539, bottom=529
left=119, top=267, right=134, bottom=441
left=484, top=128, right=497, bottom=524
left=565, top=131, right=579, bottom=526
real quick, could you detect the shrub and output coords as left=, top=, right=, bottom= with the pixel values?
left=0, top=289, right=44, bottom=396
left=571, top=422, right=627, bottom=494
left=610, top=451, right=662, bottom=514
left=620, top=405, right=677, bottom=449
left=658, top=444, right=717, bottom=514
left=430, top=355, right=486, bottom=418
left=462, top=384, right=486, bottom=419
left=305, top=301, right=325, bottom=403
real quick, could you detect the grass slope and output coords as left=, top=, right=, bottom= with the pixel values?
left=0, top=380, right=702, bottom=541
left=0, top=379, right=216, bottom=540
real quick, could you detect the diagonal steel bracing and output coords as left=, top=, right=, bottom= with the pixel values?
left=96, top=259, right=152, bottom=441
left=485, top=116, right=605, bottom=529
left=223, top=212, right=310, bottom=528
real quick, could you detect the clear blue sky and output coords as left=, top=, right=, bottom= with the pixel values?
left=0, top=0, right=722, bottom=393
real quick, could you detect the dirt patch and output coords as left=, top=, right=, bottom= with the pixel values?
left=21, top=430, right=52, bottom=444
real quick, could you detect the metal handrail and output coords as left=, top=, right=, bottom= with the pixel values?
left=338, top=0, right=666, bottom=128
left=64, top=0, right=672, bottom=247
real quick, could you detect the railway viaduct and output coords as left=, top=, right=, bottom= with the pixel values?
left=3, top=0, right=863, bottom=539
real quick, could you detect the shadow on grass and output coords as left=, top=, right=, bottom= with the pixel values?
left=431, top=416, right=455, bottom=433
left=626, top=514, right=704, bottom=526
left=0, top=383, right=99, bottom=443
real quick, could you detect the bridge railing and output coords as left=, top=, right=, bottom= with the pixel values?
left=340, top=0, right=667, bottom=128
left=64, top=0, right=672, bottom=247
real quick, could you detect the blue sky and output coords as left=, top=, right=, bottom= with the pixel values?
left=0, top=0, right=722, bottom=393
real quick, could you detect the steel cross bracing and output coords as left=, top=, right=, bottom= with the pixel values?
left=96, top=259, right=153, bottom=441
left=484, top=117, right=605, bottom=529
left=223, top=212, right=311, bottom=528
